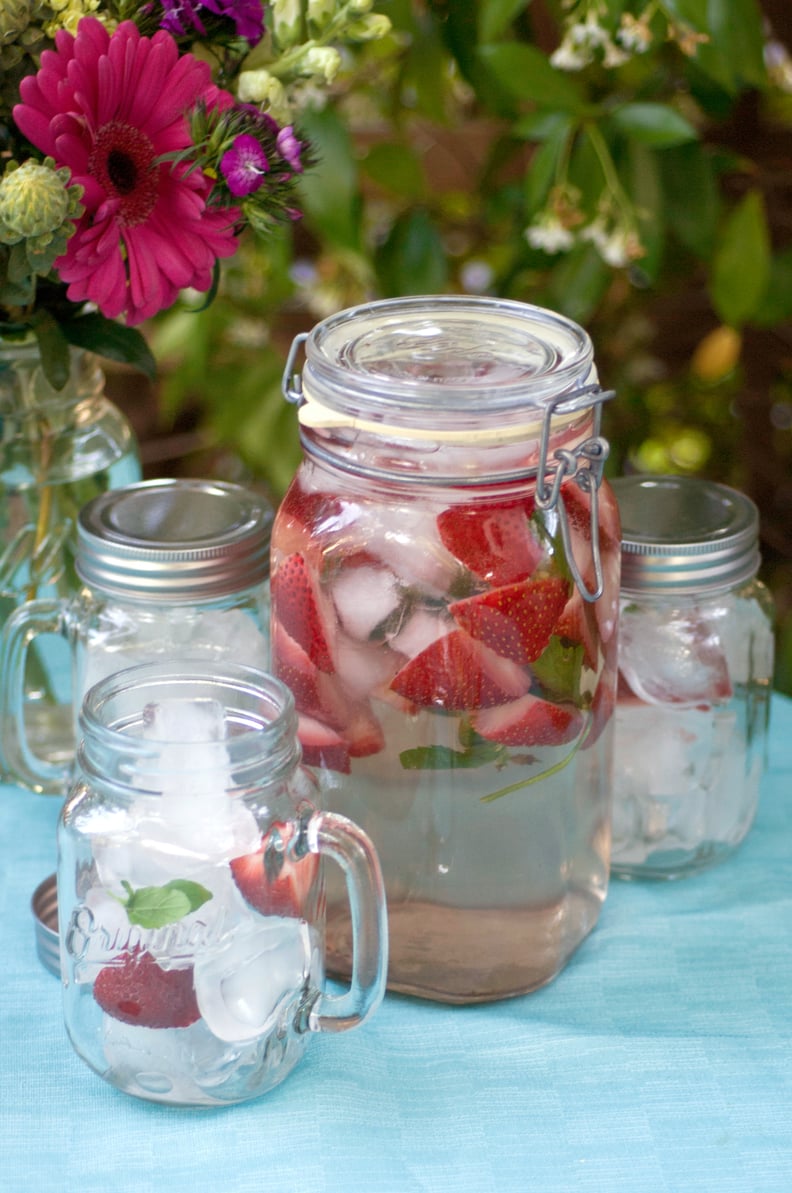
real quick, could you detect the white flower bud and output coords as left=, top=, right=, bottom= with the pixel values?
left=346, top=13, right=391, bottom=41
left=301, top=45, right=342, bottom=82
left=271, top=0, right=303, bottom=49
left=307, top=0, right=337, bottom=35
left=237, top=69, right=290, bottom=121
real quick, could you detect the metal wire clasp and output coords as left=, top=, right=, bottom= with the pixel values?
left=282, top=332, right=309, bottom=404
left=535, top=384, right=615, bottom=603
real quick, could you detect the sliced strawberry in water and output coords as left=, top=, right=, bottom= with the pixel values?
left=473, top=692, right=584, bottom=747
left=449, top=576, right=570, bottom=664
left=93, top=949, right=200, bottom=1029
left=272, top=621, right=323, bottom=712
left=342, top=702, right=386, bottom=758
left=275, top=485, right=345, bottom=561
left=389, top=628, right=529, bottom=711
left=271, top=553, right=334, bottom=673
left=553, top=586, right=599, bottom=671
left=561, top=480, right=621, bottom=549
left=580, top=672, right=616, bottom=750
left=297, top=713, right=351, bottom=773
left=437, top=498, right=543, bottom=585
left=231, top=820, right=319, bottom=917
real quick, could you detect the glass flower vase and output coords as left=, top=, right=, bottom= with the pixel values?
left=0, top=337, right=141, bottom=791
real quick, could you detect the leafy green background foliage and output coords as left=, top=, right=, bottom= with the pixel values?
left=145, top=0, right=792, bottom=693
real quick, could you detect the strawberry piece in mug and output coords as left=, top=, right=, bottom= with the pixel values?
left=297, top=713, right=351, bottom=773
left=437, top=498, right=543, bottom=585
left=231, top=821, right=319, bottom=918
left=389, top=628, right=529, bottom=711
left=449, top=576, right=570, bottom=664
left=473, top=692, right=584, bottom=748
left=93, top=949, right=201, bottom=1029
left=271, top=553, right=335, bottom=673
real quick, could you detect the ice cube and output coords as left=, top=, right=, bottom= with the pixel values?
left=719, top=593, right=775, bottom=687
left=333, top=633, right=405, bottom=700
left=102, top=1014, right=262, bottom=1103
left=331, top=565, right=402, bottom=641
left=388, top=608, right=452, bottom=659
left=194, top=916, right=315, bottom=1043
left=618, top=605, right=732, bottom=707
left=351, top=505, right=461, bottom=595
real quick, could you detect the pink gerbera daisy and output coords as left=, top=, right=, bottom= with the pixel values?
left=13, top=18, right=240, bottom=325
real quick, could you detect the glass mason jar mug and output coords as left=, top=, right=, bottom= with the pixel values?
left=1, top=478, right=273, bottom=794
left=271, top=296, right=621, bottom=1003
left=610, top=475, right=775, bottom=879
left=57, top=662, right=387, bottom=1107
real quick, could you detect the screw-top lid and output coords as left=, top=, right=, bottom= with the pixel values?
left=612, top=474, right=761, bottom=595
left=77, top=479, right=273, bottom=601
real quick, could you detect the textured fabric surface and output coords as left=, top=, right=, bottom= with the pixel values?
left=2, top=696, right=791, bottom=1193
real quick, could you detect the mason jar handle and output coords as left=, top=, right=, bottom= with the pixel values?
left=302, top=810, right=388, bottom=1033
left=0, top=598, right=71, bottom=792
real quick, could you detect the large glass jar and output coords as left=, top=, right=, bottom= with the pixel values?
left=0, top=339, right=140, bottom=780
left=610, top=475, right=775, bottom=879
left=271, top=296, right=621, bottom=1003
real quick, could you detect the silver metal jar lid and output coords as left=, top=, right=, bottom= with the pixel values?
left=611, top=474, right=761, bottom=595
left=77, top=479, right=273, bottom=601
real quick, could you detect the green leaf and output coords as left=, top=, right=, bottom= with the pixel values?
left=297, top=106, right=363, bottom=252
left=375, top=207, right=449, bottom=296
left=710, top=190, right=771, bottom=327
left=753, top=246, right=792, bottom=327
left=546, top=242, right=610, bottom=325
left=120, top=879, right=213, bottom=929
left=478, top=0, right=531, bottom=42
left=62, top=313, right=157, bottom=380
left=531, top=635, right=586, bottom=704
left=608, top=103, right=698, bottom=148
left=400, top=740, right=504, bottom=770
left=524, top=125, right=571, bottom=215
left=698, top=0, right=767, bottom=91
left=660, top=142, right=721, bottom=258
left=362, top=142, right=426, bottom=201
left=478, top=43, right=585, bottom=112
left=31, top=311, right=70, bottom=390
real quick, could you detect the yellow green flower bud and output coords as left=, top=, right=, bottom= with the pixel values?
left=346, top=13, right=391, bottom=41
left=0, top=160, right=70, bottom=242
left=307, top=0, right=336, bottom=36
left=270, top=0, right=303, bottom=50
left=237, top=69, right=290, bottom=121
left=301, top=45, right=342, bottom=82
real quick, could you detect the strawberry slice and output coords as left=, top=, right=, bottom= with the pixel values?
left=231, top=821, right=319, bottom=918
left=273, top=620, right=323, bottom=713
left=275, top=485, right=344, bottom=561
left=298, top=713, right=351, bottom=773
left=561, top=480, right=621, bottom=550
left=271, top=553, right=334, bottom=673
left=437, top=498, right=543, bottom=585
left=553, top=587, right=599, bottom=671
left=449, top=576, right=570, bottom=664
left=473, top=692, right=583, bottom=747
left=93, top=949, right=200, bottom=1029
left=389, top=628, right=529, bottom=711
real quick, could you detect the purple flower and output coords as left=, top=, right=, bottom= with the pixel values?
left=220, top=134, right=269, bottom=197
left=276, top=126, right=304, bottom=173
left=159, top=0, right=264, bottom=45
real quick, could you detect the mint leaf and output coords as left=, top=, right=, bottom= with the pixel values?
left=532, top=635, right=586, bottom=704
left=400, top=740, right=504, bottom=770
left=120, top=879, right=213, bottom=929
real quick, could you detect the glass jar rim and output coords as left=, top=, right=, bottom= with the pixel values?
left=295, top=295, right=596, bottom=432
left=78, top=661, right=300, bottom=792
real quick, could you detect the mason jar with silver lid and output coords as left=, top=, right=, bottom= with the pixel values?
left=610, top=474, right=775, bottom=879
left=0, top=478, right=273, bottom=794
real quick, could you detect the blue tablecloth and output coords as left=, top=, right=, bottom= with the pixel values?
left=2, top=695, right=791, bottom=1193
